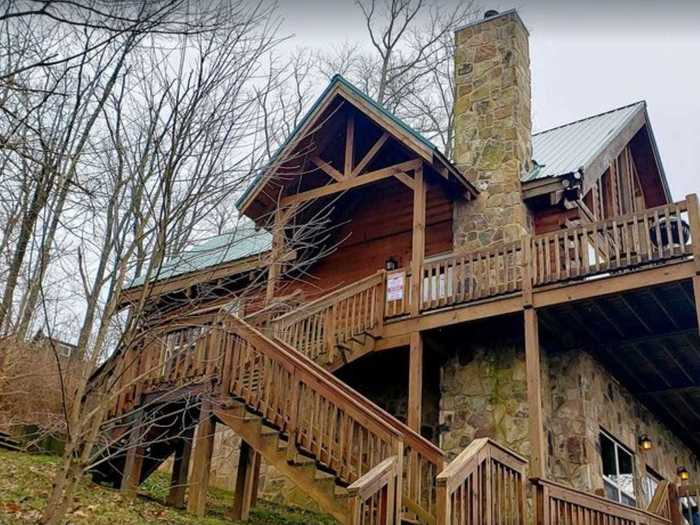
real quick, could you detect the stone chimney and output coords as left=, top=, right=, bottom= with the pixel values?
left=453, top=9, right=532, bottom=251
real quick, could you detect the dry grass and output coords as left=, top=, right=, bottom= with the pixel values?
left=0, top=449, right=337, bottom=525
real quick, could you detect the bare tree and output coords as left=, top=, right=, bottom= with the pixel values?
left=317, top=0, right=478, bottom=158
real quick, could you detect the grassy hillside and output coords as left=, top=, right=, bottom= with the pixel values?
left=0, top=449, right=336, bottom=525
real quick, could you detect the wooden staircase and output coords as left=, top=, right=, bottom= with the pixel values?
left=214, top=400, right=354, bottom=523
left=99, top=310, right=445, bottom=524
left=269, top=272, right=385, bottom=372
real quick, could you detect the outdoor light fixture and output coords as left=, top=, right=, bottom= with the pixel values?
left=678, top=466, right=690, bottom=481
left=638, top=435, right=653, bottom=451
left=385, top=257, right=398, bottom=272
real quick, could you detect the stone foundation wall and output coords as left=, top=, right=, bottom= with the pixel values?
left=546, top=349, right=700, bottom=502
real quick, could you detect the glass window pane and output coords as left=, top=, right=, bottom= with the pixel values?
left=605, top=479, right=620, bottom=501
left=601, top=434, right=617, bottom=477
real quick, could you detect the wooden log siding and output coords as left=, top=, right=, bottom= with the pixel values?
left=531, top=200, right=691, bottom=286
left=533, top=478, right=671, bottom=525
left=421, top=241, right=524, bottom=310
left=271, top=271, right=385, bottom=365
left=348, top=456, right=401, bottom=525
left=435, top=438, right=527, bottom=525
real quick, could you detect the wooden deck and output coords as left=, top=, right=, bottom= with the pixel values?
left=274, top=196, right=698, bottom=355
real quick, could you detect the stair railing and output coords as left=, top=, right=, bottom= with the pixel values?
left=436, top=438, right=527, bottom=525
left=532, top=477, right=671, bottom=525
left=214, top=313, right=403, bottom=490
left=348, top=456, right=401, bottom=525
left=271, top=271, right=385, bottom=366
left=274, top=338, right=445, bottom=524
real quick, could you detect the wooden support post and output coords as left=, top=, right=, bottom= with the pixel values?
left=410, top=164, right=425, bottom=316
left=229, top=441, right=261, bottom=521
left=120, top=411, right=145, bottom=497
left=524, top=308, right=546, bottom=479
left=407, top=331, right=423, bottom=433
left=187, top=404, right=216, bottom=517
left=266, top=206, right=286, bottom=304
left=668, top=483, right=683, bottom=525
left=166, top=428, right=194, bottom=509
left=686, top=194, right=700, bottom=330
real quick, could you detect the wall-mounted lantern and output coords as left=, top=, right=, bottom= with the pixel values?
left=638, top=435, right=653, bottom=451
left=677, top=466, right=690, bottom=481
left=385, top=257, right=398, bottom=272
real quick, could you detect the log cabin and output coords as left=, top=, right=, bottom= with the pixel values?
left=92, top=9, right=700, bottom=525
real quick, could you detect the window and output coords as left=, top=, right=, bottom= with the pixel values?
left=641, top=468, right=663, bottom=508
left=162, top=326, right=202, bottom=376
left=600, top=431, right=636, bottom=506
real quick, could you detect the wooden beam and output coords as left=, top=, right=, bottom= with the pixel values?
left=280, top=159, right=422, bottom=206
left=352, top=132, right=389, bottom=177
left=393, top=171, right=415, bottom=191
left=311, top=155, right=344, bottom=182
left=345, top=112, right=355, bottom=177
left=166, top=429, right=194, bottom=509
left=229, top=441, right=261, bottom=521
left=524, top=308, right=546, bottom=479
left=410, top=164, right=425, bottom=317
left=187, top=404, right=216, bottom=517
left=407, top=331, right=423, bottom=432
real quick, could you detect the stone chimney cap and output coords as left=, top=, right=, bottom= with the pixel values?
left=455, top=8, right=529, bottom=36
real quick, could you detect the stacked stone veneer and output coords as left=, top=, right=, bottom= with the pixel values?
left=438, top=326, right=700, bottom=499
left=547, top=350, right=700, bottom=500
left=453, top=11, right=533, bottom=251
left=439, top=319, right=532, bottom=461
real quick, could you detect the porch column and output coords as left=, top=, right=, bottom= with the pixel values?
left=266, top=206, right=286, bottom=303
left=524, top=308, right=546, bottom=479
left=407, top=331, right=423, bottom=432
left=166, top=426, right=194, bottom=509
left=228, top=441, right=261, bottom=521
left=120, top=411, right=145, bottom=497
left=187, top=403, right=216, bottom=516
left=410, top=165, right=425, bottom=316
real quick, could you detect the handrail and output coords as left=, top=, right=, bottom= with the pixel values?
left=274, top=272, right=384, bottom=324
left=533, top=477, right=671, bottom=525
left=421, top=240, right=523, bottom=310
left=274, top=338, right=445, bottom=523
left=531, top=199, right=691, bottom=285
left=348, top=456, right=401, bottom=525
left=647, top=480, right=672, bottom=519
left=436, top=438, right=527, bottom=525
left=272, top=271, right=385, bottom=366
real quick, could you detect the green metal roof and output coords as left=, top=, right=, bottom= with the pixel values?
left=129, top=226, right=271, bottom=289
left=236, top=74, right=442, bottom=210
left=525, top=101, right=645, bottom=182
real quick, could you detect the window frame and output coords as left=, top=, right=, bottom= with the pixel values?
left=641, top=467, right=664, bottom=508
left=600, top=430, right=637, bottom=506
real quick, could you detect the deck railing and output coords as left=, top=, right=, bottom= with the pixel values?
left=406, top=196, right=697, bottom=314
left=421, top=241, right=524, bottom=311
left=271, top=272, right=385, bottom=366
left=533, top=478, right=671, bottom=525
left=436, top=438, right=527, bottom=525
left=531, top=200, right=692, bottom=286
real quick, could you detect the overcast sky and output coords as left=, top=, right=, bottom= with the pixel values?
left=275, top=0, right=700, bottom=199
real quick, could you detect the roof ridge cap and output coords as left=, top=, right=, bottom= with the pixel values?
left=532, top=100, right=646, bottom=137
